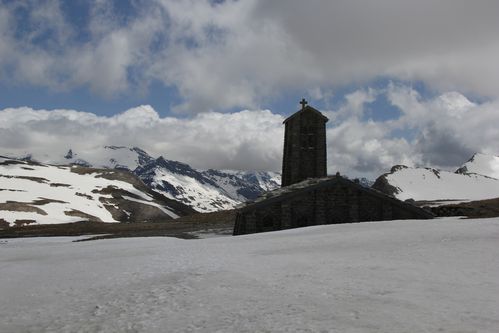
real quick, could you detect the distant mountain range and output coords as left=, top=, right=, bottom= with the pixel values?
left=372, top=153, right=499, bottom=205
left=4, top=145, right=499, bottom=227
left=0, top=156, right=194, bottom=227
left=13, top=146, right=281, bottom=213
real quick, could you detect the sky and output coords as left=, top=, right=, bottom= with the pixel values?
left=1, top=0, right=499, bottom=179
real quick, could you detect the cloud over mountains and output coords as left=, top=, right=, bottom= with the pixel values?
left=1, top=1, right=499, bottom=112
left=2, top=86, right=499, bottom=178
left=1, top=1, right=499, bottom=177
left=0, top=105, right=284, bottom=171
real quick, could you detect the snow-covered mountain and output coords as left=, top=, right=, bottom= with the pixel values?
left=0, top=156, right=194, bottom=227
left=373, top=153, right=499, bottom=204
left=12, top=146, right=281, bottom=213
left=134, top=157, right=280, bottom=212
left=134, top=157, right=243, bottom=212
left=220, top=169, right=282, bottom=192
left=61, top=146, right=154, bottom=170
left=455, top=153, right=499, bottom=179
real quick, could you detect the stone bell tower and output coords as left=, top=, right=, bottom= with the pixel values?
left=281, top=99, right=328, bottom=187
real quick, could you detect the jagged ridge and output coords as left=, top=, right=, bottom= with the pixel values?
left=57, top=146, right=281, bottom=212
left=372, top=153, right=499, bottom=204
left=0, top=156, right=194, bottom=227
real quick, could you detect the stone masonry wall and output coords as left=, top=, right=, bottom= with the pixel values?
left=234, top=181, right=432, bottom=235
left=282, top=109, right=327, bottom=187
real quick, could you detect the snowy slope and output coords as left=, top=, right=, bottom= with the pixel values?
left=221, top=170, right=281, bottom=192
left=137, top=158, right=241, bottom=212
left=0, top=158, right=192, bottom=227
left=134, top=158, right=278, bottom=212
left=1, top=218, right=498, bottom=332
left=373, top=165, right=499, bottom=203
left=60, top=146, right=154, bottom=170
left=12, top=146, right=282, bottom=212
left=133, top=157, right=281, bottom=212
left=59, top=146, right=281, bottom=212
left=456, top=152, right=499, bottom=179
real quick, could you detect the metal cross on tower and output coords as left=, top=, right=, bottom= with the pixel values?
left=300, top=98, right=308, bottom=110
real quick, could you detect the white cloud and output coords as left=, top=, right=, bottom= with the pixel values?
left=6, top=1, right=499, bottom=179
left=331, top=88, right=379, bottom=121
left=0, top=105, right=284, bottom=171
left=0, top=89, right=488, bottom=178
left=0, top=0, right=165, bottom=95
left=327, top=118, right=414, bottom=178
left=2, top=1, right=499, bottom=111
left=325, top=85, right=499, bottom=178
left=2, top=83, right=499, bottom=178
left=385, top=84, right=499, bottom=169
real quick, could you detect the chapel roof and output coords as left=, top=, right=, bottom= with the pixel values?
left=283, top=101, right=329, bottom=124
left=239, top=175, right=434, bottom=219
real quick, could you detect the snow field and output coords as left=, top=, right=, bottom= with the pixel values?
left=151, top=169, right=240, bottom=212
left=1, top=217, right=498, bottom=332
left=53, top=146, right=146, bottom=170
left=0, top=162, right=173, bottom=225
left=460, top=153, right=499, bottom=179
left=387, top=167, right=499, bottom=202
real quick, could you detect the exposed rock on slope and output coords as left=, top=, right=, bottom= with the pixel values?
left=373, top=154, right=499, bottom=204
left=135, top=157, right=241, bottom=212
left=50, top=146, right=281, bottom=212
left=455, top=152, right=499, bottom=179
left=0, top=156, right=194, bottom=227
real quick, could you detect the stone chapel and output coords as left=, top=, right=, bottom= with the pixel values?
left=282, top=98, right=328, bottom=186
left=233, top=99, right=433, bottom=236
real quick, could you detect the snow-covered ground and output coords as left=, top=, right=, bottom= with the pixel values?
left=26, top=146, right=153, bottom=171
left=221, top=169, right=282, bottom=192
left=458, top=152, right=499, bottom=179
left=3, top=146, right=282, bottom=212
left=380, top=166, right=499, bottom=203
left=1, top=217, right=498, bottom=332
left=372, top=152, right=499, bottom=204
left=149, top=167, right=241, bottom=212
left=0, top=159, right=182, bottom=225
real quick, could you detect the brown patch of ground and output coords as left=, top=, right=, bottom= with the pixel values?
left=0, top=210, right=237, bottom=240
left=50, top=183, right=71, bottom=188
left=68, top=166, right=102, bottom=175
left=101, top=196, right=174, bottom=223
left=0, top=160, right=25, bottom=166
left=72, top=166, right=195, bottom=217
left=0, top=202, right=47, bottom=215
left=13, top=219, right=37, bottom=227
left=32, top=198, right=68, bottom=205
left=75, top=192, right=93, bottom=200
left=64, top=209, right=103, bottom=222
left=0, top=219, right=9, bottom=228
left=429, top=197, right=499, bottom=218
left=0, top=175, right=49, bottom=183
